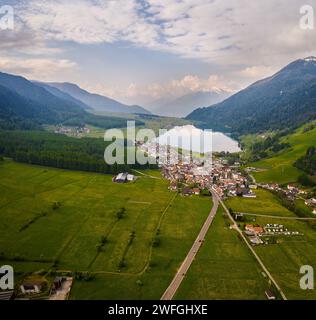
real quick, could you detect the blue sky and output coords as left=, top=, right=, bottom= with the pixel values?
left=0, top=0, right=315, bottom=106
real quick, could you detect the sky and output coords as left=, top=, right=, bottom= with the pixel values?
left=0, top=0, right=315, bottom=106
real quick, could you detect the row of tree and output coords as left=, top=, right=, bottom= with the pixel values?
left=0, top=130, right=157, bottom=174
left=295, top=146, right=316, bottom=175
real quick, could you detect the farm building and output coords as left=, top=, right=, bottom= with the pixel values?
left=245, top=224, right=264, bottom=234
left=20, top=279, right=46, bottom=294
left=114, top=173, right=136, bottom=183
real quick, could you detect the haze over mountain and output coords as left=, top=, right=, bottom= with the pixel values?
left=0, top=72, right=89, bottom=115
left=0, top=71, right=141, bottom=130
left=151, top=90, right=231, bottom=117
left=187, top=57, right=316, bottom=136
left=48, top=82, right=151, bottom=115
left=33, top=81, right=92, bottom=111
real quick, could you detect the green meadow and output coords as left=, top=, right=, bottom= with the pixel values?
left=225, top=189, right=295, bottom=217
left=251, top=123, right=316, bottom=184
left=253, top=216, right=316, bottom=300
left=175, top=207, right=270, bottom=300
left=225, top=193, right=316, bottom=300
left=0, top=160, right=211, bottom=299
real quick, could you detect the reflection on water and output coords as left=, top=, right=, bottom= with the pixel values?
left=156, top=125, right=241, bottom=153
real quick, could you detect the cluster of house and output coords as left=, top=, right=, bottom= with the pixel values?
left=244, top=224, right=264, bottom=245
left=205, top=160, right=259, bottom=199
left=163, top=160, right=213, bottom=195
left=54, top=125, right=91, bottom=137
left=163, top=157, right=255, bottom=199
left=244, top=223, right=301, bottom=246
left=138, top=142, right=186, bottom=167
left=254, top=178, right=316, bottom=215
left=285, top=184, right=308, bottom=200
left=305, top=197, right=316, bottom=214
left=260, top=182, right=309, bottom=200
left=113, top=172, right=136, bottom=183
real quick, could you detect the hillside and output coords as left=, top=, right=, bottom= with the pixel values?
left=0, top=72, right=141, bottom=130
left=48, top=82, right=151, bottom=115
left=0, top=72, right=87, bottom=117
left=250, top=121, right=316, bottom=184
left=0, top=84, right=45, bottom=130
left=34, top=81, right=92, bottom=111
left=187, top=57, right=316, bottom=135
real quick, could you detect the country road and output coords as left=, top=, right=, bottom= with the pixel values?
left=236, top=212, right=316, bottom=220
left=161, top=192, right=219, bottom=300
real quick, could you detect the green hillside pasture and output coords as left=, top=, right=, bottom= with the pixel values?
left=251, top=124, right=316, bottom=184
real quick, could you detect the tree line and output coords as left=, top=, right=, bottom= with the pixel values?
left=0, top=130, right=157, bottom=174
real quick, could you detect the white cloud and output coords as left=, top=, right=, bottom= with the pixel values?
left=240, top=66, right=277, bottom=80
left=17, top=0, right=315, bottom=70
left=98, top=74, right=233, bottom=104
left=4, top=0, right=315, bottom=103
left=20, top=0, right=159, bottom=45
left=0, top=56, right=77, bottom=80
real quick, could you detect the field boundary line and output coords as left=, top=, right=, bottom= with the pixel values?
left=236, top=212, right=316, bottom=220
left=131, top=169, right=162, bottom=179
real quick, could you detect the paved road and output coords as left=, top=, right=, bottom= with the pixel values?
left=236, top=212, right=316, bottom=220
left=161, top=192, right=219, bottom=300
left=216, top=192, right=288, bottom=300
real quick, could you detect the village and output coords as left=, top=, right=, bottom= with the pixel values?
left=138, top=141, right=316, bottom=212
left=53, top=125, right=91, bottom=138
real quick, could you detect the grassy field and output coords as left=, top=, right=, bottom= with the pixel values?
left=0, top=159, right=211, bottom=299
left=253, top=216, right=316, bottom=300
left=175, top=207, right=270, bottom=300
left=250, top=122, right=316, bottom=184
left=225, top=192, right=316, bottom=300
left=225, top=189, right=295, bottom=217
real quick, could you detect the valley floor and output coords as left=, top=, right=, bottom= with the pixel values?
left=1, top=159, right=315, bottom=299
left=0, top=160, right=211, bottom=299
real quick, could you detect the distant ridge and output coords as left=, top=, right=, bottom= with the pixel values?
left=151, top=90, right=230, bottom=118
left=33, top=81, right=92, bottom=111
left=0, top=71, right=142, bottom=130
left=48, top=82, right=151, bottom=115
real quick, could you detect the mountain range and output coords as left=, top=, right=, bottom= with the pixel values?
left=0, top=72, right=144, bottom=130
left=47, top=82, right=150, bottom=115
left=150, top=90, right=231, bottom=118
left=187, top=57, right=316, bottom=136
left=1, top=56, right=316, bottom=135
